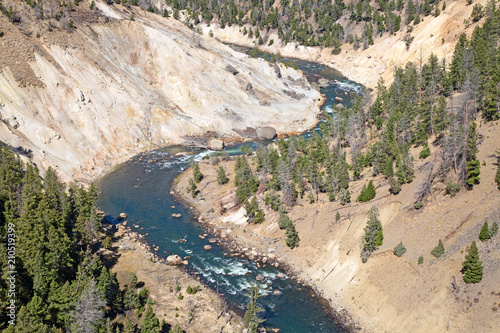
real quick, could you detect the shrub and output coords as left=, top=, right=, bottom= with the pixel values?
left=178, top=293, right=184, bottom=300
left=335, top=212, right=341, bottom=222
left=431, top=239, right=445, bottom=258
left=418, top=256, right=424, bottom=264
left=102, top=236, right=112, bottom=249
left=419, top=147, right=431, bottom=159
left=490, top=221, right=498, bottom=238
left=393, top=242, right=407, bottom=257
left=479, top=221, right=490, bottom=242
left=445, top=181, right=461, bottom=198
left=278, top=213, right=292, bottom=230
left=268, top=39, right=274, bottom=46
left=414, top=201, right=423, bottom=209
left=389, top=177, right=401, bottom=195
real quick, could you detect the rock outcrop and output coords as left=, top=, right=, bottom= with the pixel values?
left=0, top=1, right=321, bottom=183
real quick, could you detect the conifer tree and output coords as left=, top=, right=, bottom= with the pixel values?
left=490, top=221, right=498, bottom=238
left=361, top=206, right=383, bottom=262
left=495, top=152, right=500, bottom=190
left=336, top=211, right=341, bottom=221
left=141, top=306, right=160, bottom=333
left=243, top=283, right=265, bottom=332
left=465, top=123, right=480, bottom=188
left=192, top=162, right=203, bottom=183
left=462, top=241, right=483, bottom=283
left=479, top=221, right=490, bottom=241
left=285, top=220, right=300, bottom=249
left=216, top=166, right=228, bottom=185
left=431, top=239, right=445, bottom=258
left=278, top=213, right=292, bottom=230
left=188, top=178, right=197, bottom=198
left=383, top=156, right=394, bottom=178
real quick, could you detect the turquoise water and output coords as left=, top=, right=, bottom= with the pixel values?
left=97, top=55, right=363, bottom=332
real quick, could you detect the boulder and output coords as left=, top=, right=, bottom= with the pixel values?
left=167, top=254, right=183, bottom=265
left=335, top=96, right=344, bottom=103
left=225, top=64, right=239, bottom=75
left=256, top=127, right=277, bottom=140
left=336, top=103, right=344, bottom=110
left=273, top=290, right=282, bottom=295
left=272, top=64, right=281, bottom=78
left=208, top=238, right=217, bottom=243
left=172, top=213, right=182, bottom=218
left=182, top=260, right=189, bottom=265
left=277, top=272, right=285, bottom=279
left=256, top=274, right=266, bottom=282
left=203, top=245, right=212, bottom=251
left=318, top=78, right=330, bottom=87
left=117, top=212, right=127, bottom=220
left=245, top=83, right=253, bottom=90
left=208, top=138, right=224, bottom=151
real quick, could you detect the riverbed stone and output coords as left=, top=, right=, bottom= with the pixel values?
left=335, top=96, right=344, bottom=103
left=273, top=289, right=282, bottom=295
left=118, top=212, right=127, bottom=220
left=166, top=254, right=183, bottom=265
left=207, top=138, right=224, bottom=151
left=256, top=274, right=266, bottom=282
left=203, top=245, right=212, bottom=251
left=277, top=272, right=286, bottom=279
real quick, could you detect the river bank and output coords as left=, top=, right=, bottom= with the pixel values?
left=104, top=221, right=245, bottom=332
left=171, top=160, right=362, bottom=333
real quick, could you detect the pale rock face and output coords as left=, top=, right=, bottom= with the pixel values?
left=0, top=3, right=320, bottom=183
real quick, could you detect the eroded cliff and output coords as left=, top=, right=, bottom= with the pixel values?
left=0, top=0, right=321, bottom=183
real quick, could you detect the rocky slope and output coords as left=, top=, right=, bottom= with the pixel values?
left=0, top=0, right=321, bottom=183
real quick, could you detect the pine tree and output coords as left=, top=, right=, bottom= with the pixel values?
left=383, top=156, right=394, bottom=178
left=479, top=221, right=490, bottom=241
left=285, top=221, right=300, bottom=249
left=462, top=241, right=483, bottom=283
left=431, top=239, right=445, bottom=258
left=216, top=166, right=228, bottom=185
left=141, top=306, right=160, bottom=333
left=192, top=162, right=203, bottom=183
left=496, top=153, right=500, bottom=190
left=243, top=283, right=265, bottom=331
left=490, top=221, right=498, bottom=238
left=278, top=213, right=291, bottom=230
left=361, top=206, right=383, bottom=262
left=465, top=123, right=480, bottom=188
left=188, top=178, right=197, bottom=198
left=335, top=211, right=341, bottom=222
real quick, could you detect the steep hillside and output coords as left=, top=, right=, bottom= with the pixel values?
left=143, top=0, right=489, bottom=89
left=174, top=119, right=500, bottom=333
left=0, top=0, right=321, bottom=183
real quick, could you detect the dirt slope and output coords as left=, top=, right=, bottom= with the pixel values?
left=175, top=120, right=500, bottom=333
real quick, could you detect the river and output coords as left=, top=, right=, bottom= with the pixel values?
left=96, top=50, right=363, bottom=332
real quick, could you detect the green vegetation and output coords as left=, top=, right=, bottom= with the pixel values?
left=188, top=178, right=198, bottom=198
left=278, top=213, right=292, bottom=230
left=496, top=150, right=500, bottom=190
left=462, top=241, right=483, bottom=283
left=479, top=221, right=490, bottom=242
left=336, top=211, right=341, bottom=222
left=186, top=285, right=200, bottom=294
left=358, top=180, right=376, bottom=202
left=285, top=220, right=300, bottom=249
left=243, top=282, right=265, bottom=332
left=216, top=165, right=229, bottom=184
left=465, top=123, right=480, bottom=189
left=361, top=206, right=383, bottom=262
left=418, top=256, right=424, bottom=265
left=244, top=197, right=265, bottom=224
left=431, top=239, right=445, bottom=258
left=192, top=160, right=203, bottom=183
left=419, top=146, right=431, bottom=159
left=393, top=241, right=407, bottom=257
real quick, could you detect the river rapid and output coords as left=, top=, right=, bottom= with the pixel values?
left=97, top=51, right=363, bottom=332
